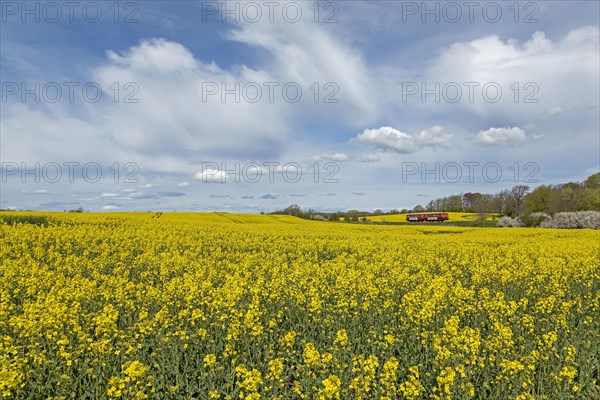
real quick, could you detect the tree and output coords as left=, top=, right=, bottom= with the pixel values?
left=523, top=185, right=553, bottom=215
left=328, top=213, right=341, bottom=221
left=582, top=188, right=600, bottom=211
left=559, top=186, right=576, bottom=212
left=507, top=185, right=530, bottom=216
left=584, top=172, right=600, bottom=189
left=474, top=194, right=493, bottom=214
left=491, top=189, right=510, bottom=215
left=445, top=195, right=463, bottom=212
left=283, top=204, right=302, bottom=217
left=462, top=192, right=480, bottom=212
left=426, top=200, right=435, bottom=212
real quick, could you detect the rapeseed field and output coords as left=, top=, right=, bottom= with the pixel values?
left=1, top=212, right=598, bottom=399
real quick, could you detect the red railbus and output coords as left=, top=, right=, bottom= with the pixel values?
left=406, top=212, right=449, bottom=222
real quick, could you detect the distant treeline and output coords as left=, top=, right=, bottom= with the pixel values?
left=272, top=172, right=600, bottom=221
left=417, top=172, right=599, bottom=217
left=269, top=204, right=370, bottom=221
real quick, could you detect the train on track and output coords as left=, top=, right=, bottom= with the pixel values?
left=406, top=212, right=449, bottom=222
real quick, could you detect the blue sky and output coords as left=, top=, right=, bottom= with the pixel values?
left=1, top=1, right=599, bottom=212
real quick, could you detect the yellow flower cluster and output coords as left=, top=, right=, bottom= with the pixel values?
left=1, top=212, right=598, bottom=399
left=107, top=361, right=154, bottom=399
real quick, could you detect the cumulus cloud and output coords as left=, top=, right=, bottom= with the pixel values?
left=476, top=127, right=527, bottom=146
left=350, top=126, right=453, bottom=153
left=1, top=38, right=291, bottom=171
left=96, top=37, right=290, bottom=156
left=274, top=164, right=302, bottom=175
left=414, top=126, right=454, bottom=148
left=194, top=169, right=227, bottom=183
left=419, top=27, right=599, bottom=116
left=350, top=127, right=417, bottom=153
left=102, top=205, right=120, bottom=210
left=178, top=181, right=190, bottom=187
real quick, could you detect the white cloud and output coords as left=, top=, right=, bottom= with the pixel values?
left=100, top=192, right=119, bottom=197
left=178, top=181, right=190, bottom=187
left=0, top=103, right=117, bottom=165
left=358, top=154, right=381, bottom=163
left=409, top=27, right=599, bottom=117
left=414, top=126, right=454, bottom=148
left=102, top=205, right=120, bottom=210
left=273, top=164, right=302, bottom=174
left=350, top=126, right=453, bottom=153
left=94, top=38, right=296, bottom=158
left=226, top=8, right=377, bottom=125
left=1, top=38, right=292, bottom=172
left=248, top=166, right=272, bottom=181
left=106, top=38, right=197, bottom=73
left=194, top=169, right=227, bottom=183
left=350, top=127, right=417, bottom=153
left=311, top=153, right=350, bottom=161
left=22, top=189, right=50, bottom=194
left=476, top=127, right=527, bottom=146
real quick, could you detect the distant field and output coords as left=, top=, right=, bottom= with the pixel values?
left=0, top=211, right=311, bottom=225
left=369, top=212, right=501, bottom=222
left=143, top=212, right=310, bottom=224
